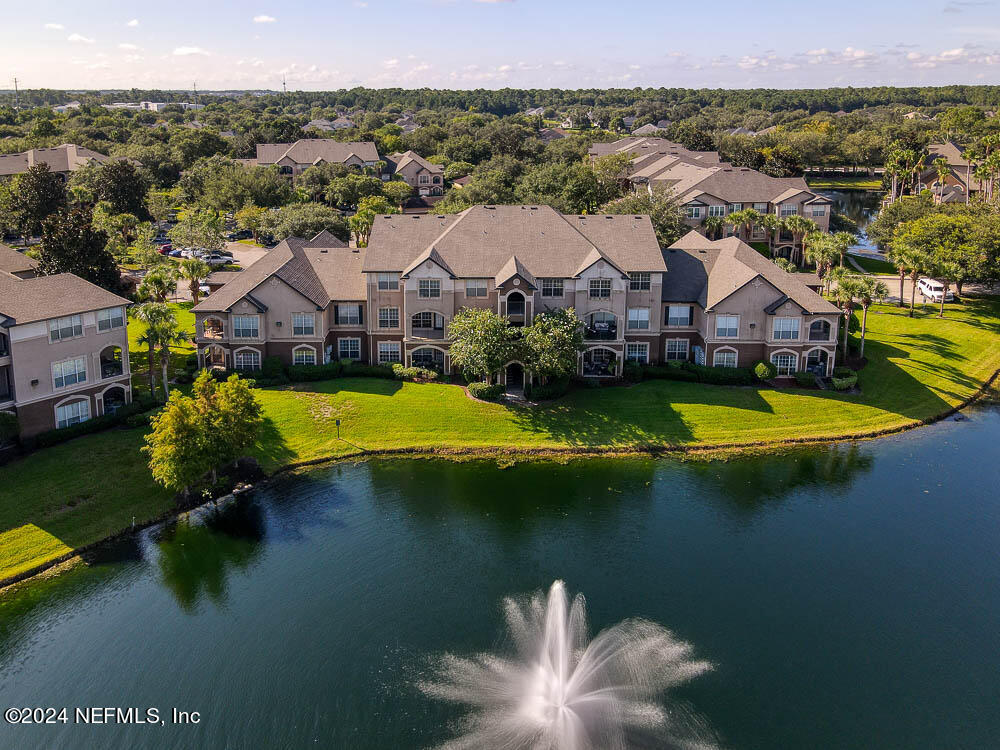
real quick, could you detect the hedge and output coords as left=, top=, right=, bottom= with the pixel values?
left=391, top=364, right=439, bottom=382
left=643, top=362, right=699, bottom=382
left=527, top=378, right=570, bottom=401
left=467, top=382, right=505, bottom=401
left=833, top=366, right=854, bottom=378
left=622, top=360, right=643, bottom=383
left=832, top=373, right=859, bottom=391
left=22, top=395, right=163, bottom=450
left=0, top=410, right=19, bottom=444
left=793, top=371, right=816, bottom=387
left=641, top=361, right=754, bottom=385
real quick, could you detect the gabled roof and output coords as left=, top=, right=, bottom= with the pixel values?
left=402, top=245, right=456, bottom=278
left=364, top=205, right=665, bottom=280
left=0, top=144, right=112, bottom=177
left=572, top=246, right=628, bottom=279
left=0, top=243, right=37, bottom=276
left=255, top=139, right=379, bottom=166
left=389, top=150, right=443, bottom=174
left=305, top=229, right=347, bottom=248
left=0, top=271, right=130, bottom=324
left=495, top=255, right=537, bottom=289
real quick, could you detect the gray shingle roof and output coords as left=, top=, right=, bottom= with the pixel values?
left=363, top=205, right=665, bottom=279
left=0, top=144, right=111, bottom=177
left=0, top=244, right=37, bottom=275
left=255, top=139, right=379, bottom=166
left=0, top=272, right=130, bottom=325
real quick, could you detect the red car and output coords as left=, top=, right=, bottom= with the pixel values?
left=157, top=243, right=173, bottom=254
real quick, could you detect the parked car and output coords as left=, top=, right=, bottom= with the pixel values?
left=168, top=248, right=184, bottom=258
left=156, top=243, right=173, bottom=254
left=201, top=253, right=234, bottom=267
left=180, top=248, right=205, bottom=259
left=226, top=229, right=252, bottom=241
left=917, top=278, right=954, bottom=302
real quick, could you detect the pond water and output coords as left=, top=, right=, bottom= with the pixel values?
left=2, top=406, right=1000, bottom=749
left=817, top=189, right=883, bottom=253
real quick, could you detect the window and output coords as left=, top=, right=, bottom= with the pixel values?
left=665, top=339, right=689, bottom=361
left=773, top=317, right=800, bottom=340
left=419, top=174, right=430, bottom=184
left=753, top=203, right=768, bottom=212
left=378, top=341, right=401, bottom=364
left=338, top=338, right=361, bottom=360
left=432, top=176, right=441, bottom=184
left=629, top=272, right=650, bottom=291
left=685, top=206, right=703, bottom=219
left=378, top=307, right=399, bottom=329
left=667, top=305, right=692, bottom=327
left=234, top=350, right=261, bottom=370
left=780, top=204, right=798, bottom=217
left=292, top=313, right=315, bottom=336
left=713, top=350, right=737, bottom=368
left=293, top=348, right=316, bottom=366
left=708, top=205, right=726, bottom=217
left=589, top=279, right=611, bottom=298
left=56, top=399, right=90, bottom=429
left=48, top=314, right=82, bottom=343
left=377, top=272, right=399, bottom=290
left=811, top=206, right=826, bottom=217
left=412, top=311, right=443, bottom=330
left=465, top=279, right=487, bottom=297
left=541, top=278, right=563, bottom=297
left=418, top=279, right=440, bottom=298
left=627, top=308, right=649, bottom=330
left=728, top=203, right=742, bottom=213
left=335, top=305, right=361, bottom=326
left=53, top=357, right=87, bottom=389
left=715, top=315, right=739, bottom=338
left=97, top=307, right=125, bottom=331
left=809, top=319, right=831, bottom=341
left=771, top=352, right=797, bottom=375
left=625, top=343, right=649, bottom=363
left=233, top=315, right=259, bottom=338
left=752, top=226, right=766, bottom=239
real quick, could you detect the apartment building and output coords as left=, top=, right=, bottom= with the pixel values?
left=590, top=137, right=833, bottom=263
left=192, top=207, right=839, bottom=384
left=385, top=151, right=444, bottom=196
left=0, top=243, right=38, bottom=279
left=0, top=144, right=113, bottom=180
left=0, top=272, right=132, bottom=437
left=250, top=139, right=381, bottom=177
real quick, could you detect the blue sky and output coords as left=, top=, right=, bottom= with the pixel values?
left=4, top=0, right=1000, bottom=90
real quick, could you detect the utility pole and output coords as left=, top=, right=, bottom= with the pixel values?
left=192, top=81, right=198, bottom=105
left=282, top=76, right=287, bottom=98
left=13, top=76, right=20, bottom=111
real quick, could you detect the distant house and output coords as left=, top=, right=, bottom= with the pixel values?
left=139, top=101, right=204, bottom=112
left=903, top=111, right=931, bottom=120
left=451, top=175, right=472, bottom=188
left=918, top=141, right=982, bottom=199
left=525, top=107, right=546, bottom=117
left=0, top=244, right=38, bottom=279
left=728, top=127, right=757, bottom=136
left=0, top=144, right=113, bottom=180
left=386, top=151, right=444, bottom=195
left=631, top=123, right=667, bottom=136
left=52, top=101, right=81, bottom=114
left=394, top=115, right=420, bottom=133
left=622, top=116, right=637, bottom=129
left=250, top=139, right=381, bottom=177
left=303, top=119, right=336, bottom=132
left=538, top=127, right=567, bottom=143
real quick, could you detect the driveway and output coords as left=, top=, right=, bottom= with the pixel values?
left=167, top=242, right=270, bottom=302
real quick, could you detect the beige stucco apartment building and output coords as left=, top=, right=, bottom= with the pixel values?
left=192, top=207, right=840, bottom=384
left=385, top=151, right=445, bottom=196
left=250, top=139, right=381, bottom=177
left=1, top=271, right=132, bottom=437
left=0, top=144, right=113, bottom=180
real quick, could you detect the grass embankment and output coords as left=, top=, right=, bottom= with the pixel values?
left=128, top=302, right=196, bottom=396
left=806, top=176, right=883, bottom=190
left=3, top=298, right=1000, bottom=583
left=849, top=254, right=898, bottom=275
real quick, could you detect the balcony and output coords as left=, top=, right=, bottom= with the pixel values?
left=100, top=346, right=125, bottom=379
left=201, top=319, right=226, bottom=340
left=0, top=366, right=12, bottom=403
left=584, top=322, right=617, bottom=341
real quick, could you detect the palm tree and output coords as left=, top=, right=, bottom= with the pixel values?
left=154, top=310, right=188, bottom=398
left=728, top=208, right=762, bottom=243
left=702, top=215, right=724, bottom=240
left=960, top=147, right=978, bottom=204
left=804, top=232, right=838, bottom=293
left=853, top=276, right=889, bottom=358
left=138, top=266, right=177, bottom=303
left=759, top=213, right=781, bottom=250
left=832, top=272, right=861, bottom=360
left=130, top=303, right=173, bottom=399
left=831, top=231, right=855, bottom=268
left=177, top=258, right=211, bottom=305
left=933, top=157, right=950, bottom=203
left=780, top=215, right=818, bottom=266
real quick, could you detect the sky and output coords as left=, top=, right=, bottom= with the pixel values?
left=3, top=0, right=1000, bottom=91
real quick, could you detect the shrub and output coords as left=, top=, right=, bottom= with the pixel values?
left=24, top=395, right=162, bottom=450
left=0, top=411, right=20, bottom=444
left=754, top=360, right=777, bottom=381
left=262, top=355, right=285, bottom=379
left=528, top=378, right=570, bottom=401
left=642, top=362, right=698, bottom=382
left=832, top=373, right=858, bottom=391
left=685, top=363, right=754, bottom=385
left=622, top=360, right=644, bottom=383
left=341, top=362, right=395, bottom=379
left=793, top=371, right=816, bottom=387
left=467, top=381, right=505, bottom=401
left=286, top=362, right=342, bottom=382
left=391, top=364, right=439, bottom=382
left=833, top=366, right=854, bottom=378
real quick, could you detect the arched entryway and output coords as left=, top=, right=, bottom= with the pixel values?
left=101, top=386, right=127, bottom=415
left=99, top=345, right=124, bottom=379
left=505, top=362, right=524, bottom=393
left=805, top=348, right=829, bottom=375
left=582, top=347, right=618, bottom=377
left=411, top=347, right=445, bottom=373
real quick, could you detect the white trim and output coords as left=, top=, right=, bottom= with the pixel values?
left=625, top=342, right=649, bottom=363
left=712, top=346, right=738, bottom=368
left=292, top=344, right=318, bottom=366
left=664, top=338, right=689, bottom=361
left=804, top=346, right=834, bottom=375
left=770, top=348, right=799, bottom=375
left=53, top=394, right=92, bottom=429
left=337, top=336, right=362, bottom=360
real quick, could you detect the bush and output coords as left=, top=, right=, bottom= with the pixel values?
left=24, top=395, right=162, bottom=450
left=622, top=360, right=644, bottom=383
left=262, top=355, right=285, bottom=379
left=391, top=363, right=439, bottom=382
left=642, top=362, right=699, bottom=382
left=467, top=381, right=505, bottom=401
left=0, top=411, right=20, bottom=444
left=685, top=363, right=754, bottom=385
left=340, top=362, right=395, bottom=379
left=286, top=362, right=342, bottom=382
left=793, top=371, right=816, bottom=387
left=754, top=360, right=777, bottom=381
left=528, top=378, right=570, bottom=401
left=833, top=366, right=854, bottom=378
left=832, top=373, right=858, bottom=391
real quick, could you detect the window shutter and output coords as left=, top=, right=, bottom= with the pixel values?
left=357, top=305, right=364, bottom=325
left=688, top=306, right=694, bottom=326
left=333, top=304, right=340, bottom=324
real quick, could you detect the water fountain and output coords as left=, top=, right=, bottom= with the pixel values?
left=420, top=580, right=718, bottom=750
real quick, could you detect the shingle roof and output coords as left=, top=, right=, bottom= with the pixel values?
left=0, top=272, right=131, bottom=325
left=495, top=255, right=537, bottom=289
left=389, top=150, right=443, bottom=174
left=305, top=229, right=347, bottom=248
left=255, top=139, right=379, bottom=166
left=665, top=231, right=839, bottom=314
left=0, top=144, right=111, bottom=177
left=363, top=205, right=665, bottom=279
left=0, top=244, right=37, bottom=275
left=677, top=169, right=812, bottom=204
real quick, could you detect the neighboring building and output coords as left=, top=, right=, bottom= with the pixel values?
left=622, top=116, right=637, bottom=130
left=0, top=144, right=112, bottom=180
left=139, top=101, right=204, bottom=112
left=728, top=126, right=757, bottom=136
left=250, top=139, right=381, bottom=177
left=0, top=244, right=38, bottom=279
left=102, top=102, right=142, bottom=111
left=660, top=232, right=840, bottom=376
left=538, top=127, right=567, bottom=143
left=592, top=137, right=833, bottom=264
left=631, top=123, right=667, bottom=136
left=394, top=115, right=421, bottom=133
left=525, top=107, right=546, bottom=117
left=903, top=111, right=931, bottom=120
left=918, top=141, right=982, bottom=200
left=386, top=151, right=444, bottom=195
left=401, top=195, right=445, bottom=214
left=53, top=101, right=81, bottom=114
left=0, top=272, right=132, bottom=437
left=303, top=117, right=355, bottom=132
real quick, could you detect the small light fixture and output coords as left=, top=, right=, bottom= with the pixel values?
left=275, top=321, right=282, bottom=327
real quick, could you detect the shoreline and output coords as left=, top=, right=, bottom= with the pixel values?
left=3, top=366, right=997, bottom=595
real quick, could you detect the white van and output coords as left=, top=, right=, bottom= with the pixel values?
left=917, top=278, right=954, bottom=302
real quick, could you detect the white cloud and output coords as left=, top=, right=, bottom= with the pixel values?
left=253, top=14, right=277, bottom=23
left=126, top=19, right=139, bottom=27
left=119, top=43, right=140, bottom=51
left=67, top=33, right=95, bottom=44
left=44, top=23, right=64, bottom=30
left=497, top=64, right=512, bottom=72
left=354, top=1, right=368, bottom=6
left=173, top=46, right=210, bottom=56
left=383, top=58, right=399, bottom=68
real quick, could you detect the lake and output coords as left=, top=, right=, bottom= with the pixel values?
left=818, top=189, right=883, bottom=253
left=2, top=405, right=999, bottom=749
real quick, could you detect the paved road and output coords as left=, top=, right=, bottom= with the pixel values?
left=168, top=242, right=269, bottom=302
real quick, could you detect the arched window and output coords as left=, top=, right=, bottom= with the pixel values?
left=411, top=312, right=445, bottom=339
left=234, top=350, right=261, bottom=371
left=99, top=345, right=124, bottom=379
left=203, top=317, right=225, bottom=339
left=411, top=347, right=445, bottom=372
left=506, top=291, right=525, bottom=316
left=585, top=311, right=617, bottom=340
left=771, top=352, right=797, bottom=375
left=809, top=320, right=831, bottom=341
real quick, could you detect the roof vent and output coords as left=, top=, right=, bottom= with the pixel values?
left=605, top=215, right=613, bottom=219
left=320, top=249, right=328, bottom=254
left=484, top=205, right=495, bottom=210
left=436, top=215, right=445, bottom=218
left=412, top=215, right=420, bottom=219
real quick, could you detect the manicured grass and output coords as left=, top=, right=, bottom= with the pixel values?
left=3, top=297, right=1000, bottom=582
left=806, top=176, right=883, bottom=190
left=849, top=254, right=898, bottom=275
left=128, top=302, right=196, bottom=395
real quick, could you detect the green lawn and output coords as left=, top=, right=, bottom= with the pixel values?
left=3, top=298, right=1000, bottom=583
left=849, top=254, right=898, bottom=275
left=806, top=176, right=883, bottom=190
left=128, top=302, right=196, bottom=396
